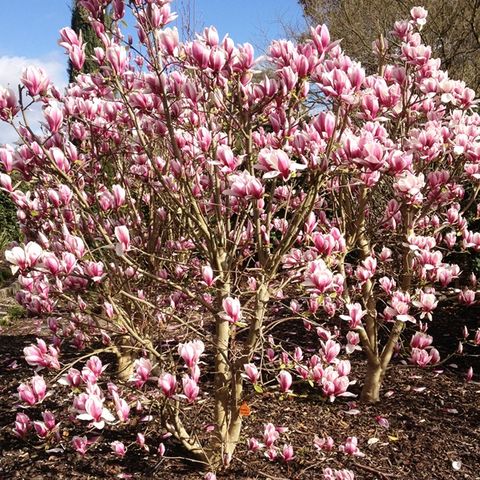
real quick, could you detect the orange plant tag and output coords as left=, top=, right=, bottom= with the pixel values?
left=239, top=401, right=251, bottom=416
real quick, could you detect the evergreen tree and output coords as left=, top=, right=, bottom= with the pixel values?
left=68, top=0, right=105, bottom=82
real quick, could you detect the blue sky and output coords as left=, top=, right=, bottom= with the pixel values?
left=0, top=1, right=305, bottom=143
left=0, top=1, right=305, bottom=59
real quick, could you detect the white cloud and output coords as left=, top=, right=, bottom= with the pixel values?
left=0, top=52, right=68, bottom=144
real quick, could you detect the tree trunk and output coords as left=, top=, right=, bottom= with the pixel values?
left=115, top=346, right=136, bottom=381
left=360, top=360, right=384, bottom=403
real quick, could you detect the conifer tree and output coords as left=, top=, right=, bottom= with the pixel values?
left=68, top=0, right=104, bottom=82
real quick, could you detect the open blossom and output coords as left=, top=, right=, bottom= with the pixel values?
left=23, top=338, right=60, bottom=370
left=224, top=171, right=264, bottom=199
left=323, top=468, right=355, bottom=480
left=346, top=331, right=362, bottom=354
left=303, top=259, right=336, bottom=294
left=412, top=291, right=438, bottom=320
left=395, top=171, right=425, bottom=202
left=76, top=394, right=115, bottom=429
left=256, top=148, right=306, bottom=180
left=5, top=242, right=43, bottom=274
left=322, top=339, right=341, bottom=363
left=410, top=347, right=440, bottom=367
left=20, top=66, right=50, bottom=96
left=58, top=367, right=82, bottom=387
left=314, top=435, right=335, bottom=451
left=339, top=303, right=366, bottom=329
left=281, top=443, right=295, bottom=462
left=339, top=436, right=364, bottom=457
left=72, top=436, right=89, bottom=455
left=410, top=6, right=428, bottom=27
left=410, top=332, right=433, bottom=349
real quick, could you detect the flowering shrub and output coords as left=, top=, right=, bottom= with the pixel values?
left=0, top=0, right=478, bottom=471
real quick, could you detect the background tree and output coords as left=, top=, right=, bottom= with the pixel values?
left=68, top=0, right=107, bottom=82
left=298, top=0, right=480, bottom=93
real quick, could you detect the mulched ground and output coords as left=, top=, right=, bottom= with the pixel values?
left=0, top=306, right=479, bottom=480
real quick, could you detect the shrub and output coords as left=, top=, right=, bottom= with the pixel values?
left=0, top=0, right=478, bottom=470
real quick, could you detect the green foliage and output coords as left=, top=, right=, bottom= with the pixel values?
left=0, top=304, right=26, bottom=326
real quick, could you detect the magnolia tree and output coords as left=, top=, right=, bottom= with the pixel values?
left=1, top=0, right=479, bottom=472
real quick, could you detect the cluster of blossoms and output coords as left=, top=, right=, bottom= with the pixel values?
left=0, top=0, right=478, bottom=471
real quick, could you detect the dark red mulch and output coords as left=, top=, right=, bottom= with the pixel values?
left=0, top=307, right=479, bottom=480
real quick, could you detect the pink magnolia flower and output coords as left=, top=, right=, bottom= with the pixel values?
left=243, top=363, right=260, bottom=384
left=111, top=440, right=126, bottom=457
left=375, top=416, right=390, bottom=428
left=158, top=442, right=166, bottom=456
left=24, top=338, right=60, bottom=370
left=323, top=468, right=355, bottom=480
left=178, top=340, right=204, bottom=368
left=18, top=375, right=47, bottom=406
left=395, top=171, right=425, bottom=202
left=136, top=432, right=149, bottom=451
left=77, top=394, right=115, bottom=429
left=132, top=358, right=152, bottom=388
left=459, top=289, right=476, bottom=305
left=106, top=45, right=128, bottom=75
left=322, top=339, right=341, bottom=363
left=86, top=356, right=106, bottom=378
left=112, top=393, right=130, bottom=422
left=0, top=87, right=19, bottom=119
left=314, top=435, right=335, bottom=452
left=410, top=6, right=428, bottom=27
left=346, top=331, right=362, bottom=354
left=263, top=423, right=280, bottom=448
left=278, top=370, right=292, bottom=393
left=247, top=437, right=262, bottom=452
left=256, top=148, right=306, bottom=180
left=224, top=171, right=264, bottom=199
left=159, top=372, right=177, bottom=397
left=412, top=291, right=438, bottom=320
left=474, top=329, right=480, bottom=346
left=20, top=66, right=50, bottom=96
left=220, top=297, right=242, bottom=324
left=410, top=347, right=438, bottom=367
left=114, top=225, right=131, bottom=255
left=339, top=303, right=366, bottom=329
left=182, top=376, right=199, bottom=403
left=410, top=332, right=433, bottom=349
left=5, top=242, right=43, bottom=274
left=303, top=259, right=335, bottom=294
left=13, top=413, right=31, bottom=438
left=339, top=436, right=364, bottom=456
left=72, top=435, right=89, bottom=455
left=201, top=265, right=215, bottom=287
left=44, top=106, right=63, bottom=133
left=281, top=444, right=295, bottom=462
